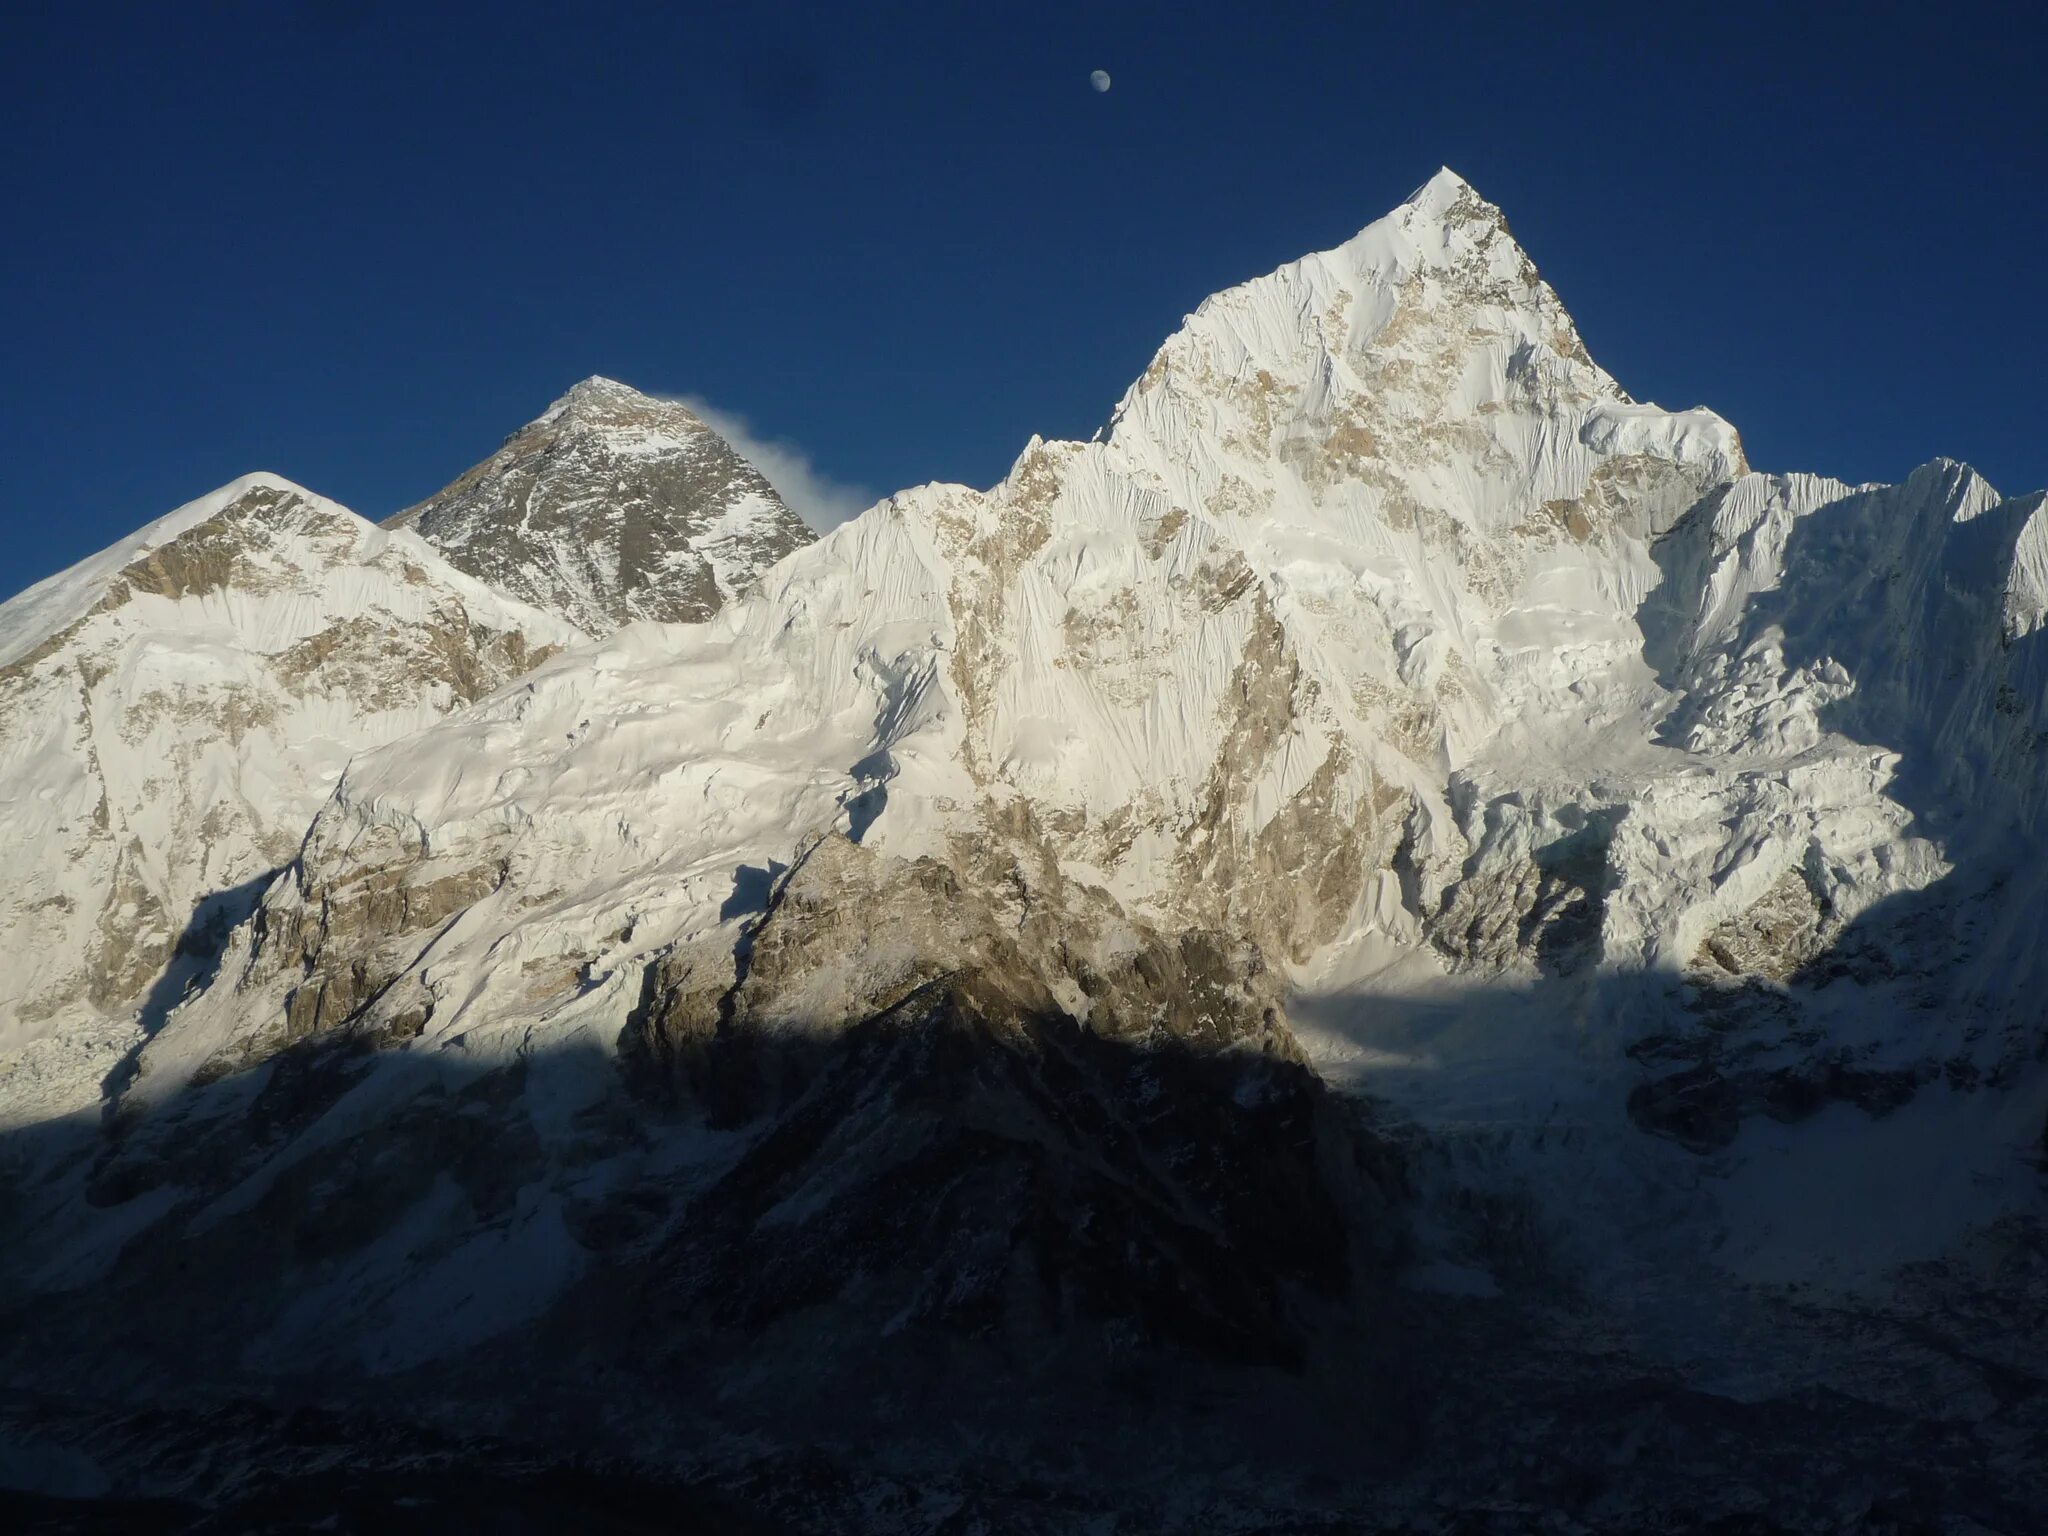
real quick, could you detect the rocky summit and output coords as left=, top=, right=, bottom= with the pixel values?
left=1, top=172, right=2045, bottom=1534
left=387, top=376, right=817, bottom=635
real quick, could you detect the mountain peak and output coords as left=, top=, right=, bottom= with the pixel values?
left=0, top=471, right=577, bottom=1050
left=1101, top=166, right=1726, bottom=496
left=0, top=471, right=349, bottom=670
left=534, top=374, right=700, bottom=435
left=1903, top=455, right=2003, bottom=523
left=563, top=372, right=636, bottom=397
left=388, top=381, right=814, bottom=634
left=1405, top=165, right=1477, bottom=210
left=1373, top=164, right=1510, bottom=259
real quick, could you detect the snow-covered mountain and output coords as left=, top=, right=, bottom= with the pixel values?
left=3, top=172, right=2044, bottom=1531
left=94, top=174, right=1728, bottom=1094
left=386, top=376, right=817, bottom=635
left=0, top=474, right=581, bottom=1125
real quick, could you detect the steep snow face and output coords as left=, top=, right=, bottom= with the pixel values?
left=1408, top=452, right=2048, bottom=1020
left=1105, top=169, right=1741, bottom=733
left=387, top=377, right=817, bottom=635
left=1594, top=460, right=2048, bottom=963
left=0, top=474, right=581, bottom=1110
left=1653, top=462, right=2048, bottom=841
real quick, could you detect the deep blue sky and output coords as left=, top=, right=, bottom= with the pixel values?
left=3, top=1, right=2043, bottom=596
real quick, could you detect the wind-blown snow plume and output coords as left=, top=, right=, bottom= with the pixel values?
left=672, top=392, right=876, bottom=530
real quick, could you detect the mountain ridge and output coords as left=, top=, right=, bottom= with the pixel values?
left=1, top=172, right=2044, bottom=1531
left=0, top=472, right=582, bottom=1126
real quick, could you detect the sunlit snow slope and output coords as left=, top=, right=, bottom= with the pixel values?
left=0, top=475, right=582, bottom=1122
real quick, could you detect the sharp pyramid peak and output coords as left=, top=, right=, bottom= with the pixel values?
left=1298, top=165, right=1556, bottom=325
left=1384, top=164, right=1509, bottom=244
left=1241, top=167, right=1521, bottom=303
left=1405, top=165, right=1479, bottom=209
left=1178, top=167, right=1509, bottom=325
left=390, top=370, right=815, bottom=634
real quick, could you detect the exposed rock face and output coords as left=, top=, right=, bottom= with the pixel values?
left=1692, top=864, right=1836, bottom=982
left=598, top=836, right=1383, bottom=1395
left=619, top=833, right=1296, bottom=1112
left=0, top=473, right=580, bottom=1123
left=387, top=376, right=817, bottom=635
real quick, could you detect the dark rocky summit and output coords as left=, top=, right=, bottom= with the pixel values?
left=387, top=376, right=816, bottom=635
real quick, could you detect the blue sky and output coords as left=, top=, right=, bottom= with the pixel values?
left=2, top=1, right=2042, bottom=595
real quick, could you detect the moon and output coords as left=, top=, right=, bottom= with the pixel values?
left=1089, top=69, right=1112, bottom=93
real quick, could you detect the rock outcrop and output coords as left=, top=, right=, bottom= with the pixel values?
left=387, top=376, right=817, bottom=635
